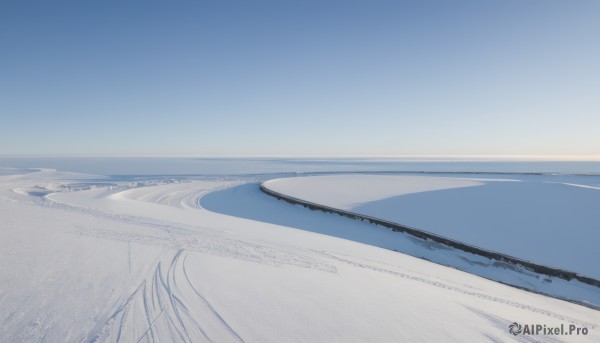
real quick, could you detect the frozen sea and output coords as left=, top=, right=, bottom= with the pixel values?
left=1, top=156, right=600, bottom=176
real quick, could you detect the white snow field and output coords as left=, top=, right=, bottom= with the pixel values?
left=1, top=168, right=599, bottom=342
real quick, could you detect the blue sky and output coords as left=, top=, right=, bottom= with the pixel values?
left=1, top=0, right=599, bottom=156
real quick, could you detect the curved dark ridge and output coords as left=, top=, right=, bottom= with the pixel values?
left=259, top=182, right=600, bottom=289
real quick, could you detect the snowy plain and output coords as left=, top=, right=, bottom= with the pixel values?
left=0, top=158, right=599, bottom=342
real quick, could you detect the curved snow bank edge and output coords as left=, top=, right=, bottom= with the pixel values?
left=259, top=181, right=600, bottom=290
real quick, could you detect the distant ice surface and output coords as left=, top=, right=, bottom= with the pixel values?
left=2, top=156, right=600, bottom=175
left=0, top=158, right=599, bottom=342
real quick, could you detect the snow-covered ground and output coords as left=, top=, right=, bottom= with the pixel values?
left=1, top=167, right=599, bottom=342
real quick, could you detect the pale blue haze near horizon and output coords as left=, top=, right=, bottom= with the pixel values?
left=1, top=0, right=599, bottom=156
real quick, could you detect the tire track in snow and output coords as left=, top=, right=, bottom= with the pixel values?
left=94, top=249, right=244, bottom=343
left=181, top=253, right=245, bottom=343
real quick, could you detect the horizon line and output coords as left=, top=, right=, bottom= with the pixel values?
left=1, top=154, right=600, bottom=161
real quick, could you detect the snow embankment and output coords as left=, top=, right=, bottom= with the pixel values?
left=263, top=174, right=486, bottom=209
left=262, top=174, right=600, bottom=304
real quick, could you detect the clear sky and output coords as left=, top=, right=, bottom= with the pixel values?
left=1, top=0, right=599, bottom=157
